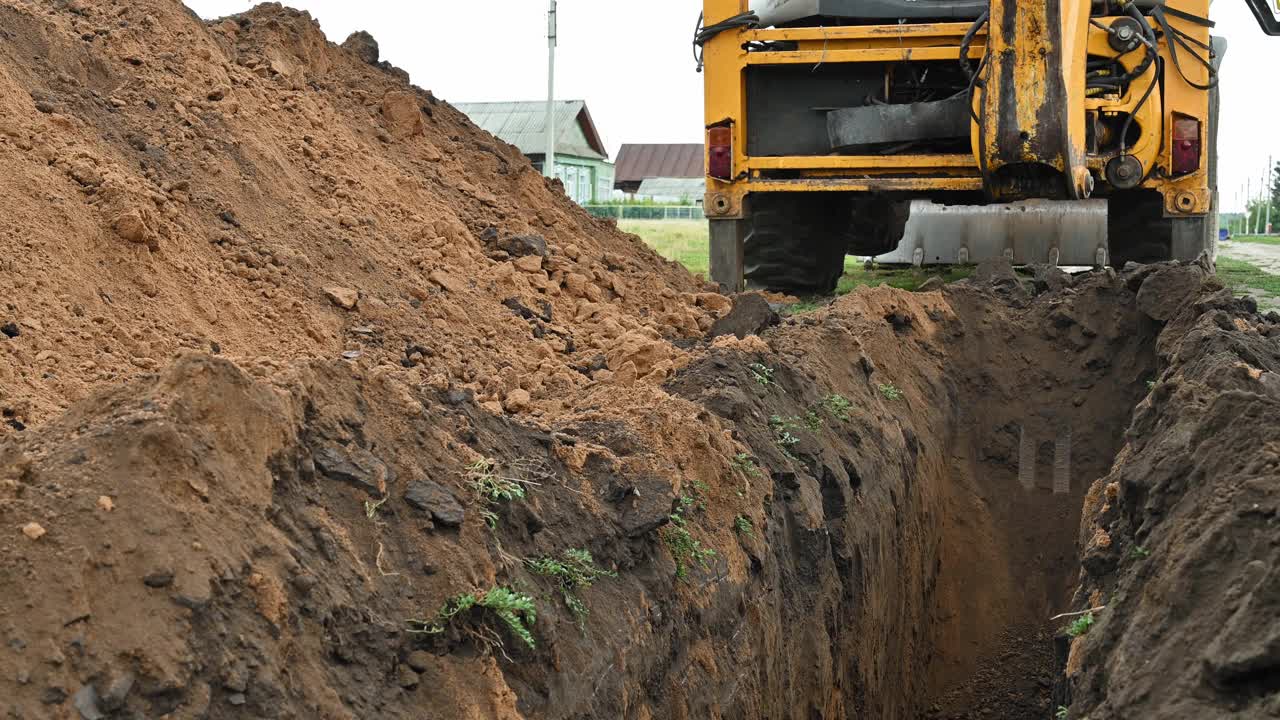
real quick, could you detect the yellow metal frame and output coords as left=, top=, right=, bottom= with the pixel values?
left=702, top=0, right=1214, bottom=219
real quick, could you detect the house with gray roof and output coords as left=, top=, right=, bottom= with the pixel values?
left=455, top=100, right=614, bottom=205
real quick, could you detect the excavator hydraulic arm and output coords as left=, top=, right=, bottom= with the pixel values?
left=979, top=0, right=1093, bottom=201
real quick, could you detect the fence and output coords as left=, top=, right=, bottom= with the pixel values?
left=583, top=205, right=705, bottom=221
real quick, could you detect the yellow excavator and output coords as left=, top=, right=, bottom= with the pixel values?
left=697, top=0, right=1280, bottom=293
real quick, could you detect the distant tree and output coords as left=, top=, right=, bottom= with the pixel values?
left=1272, top=161, right=1280, bottom=209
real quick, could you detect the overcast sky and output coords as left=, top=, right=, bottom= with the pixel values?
left=184, top=1, right=1277, bottom=213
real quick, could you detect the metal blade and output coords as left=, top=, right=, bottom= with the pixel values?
left=875, top=199, right=1109, bottom=267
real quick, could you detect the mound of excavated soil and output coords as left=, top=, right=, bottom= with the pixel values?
left=0, top=0, right=720, bottom=436
left=4, top=2, right=1280, bottom=719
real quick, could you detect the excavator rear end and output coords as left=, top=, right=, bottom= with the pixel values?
left=698, top=0, right=1280, bottom=293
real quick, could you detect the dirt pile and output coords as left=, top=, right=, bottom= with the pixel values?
left=0, top=0, right=717, bottom=435
left=1060, top=271, right=1280, bottom=718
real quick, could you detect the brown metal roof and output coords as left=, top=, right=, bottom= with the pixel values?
left=614, top=144, right=704, bottom=184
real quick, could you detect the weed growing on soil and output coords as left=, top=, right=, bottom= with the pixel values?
left=364, top=496, right=387, bottom=519
left=1065, top=611, right=1096, bottom=638
left=803, top=409, right=824, bottom=432
left=466, top=458, right=549, bottom=529
left=664, top=515, right=716, bottom=579
left=878, top=383, right=904, bottom=401
left=731, top=453, right=762, bottom=497
left=1055, top=706, right=1069, bottom=719
left=734, top=515, right=754, bottom=537
left=663, top=483, right=716, bottom=579
left=469, top=459, right=527, bottom=503
left=732, top=453, right=762, bottom=479
left=527, top=549, right=617, bottom=621
left=769, top=415, right=802, bottom=457
left=822, top=393, right=853, bottom=421
left=1129, top=545, right=1150, bottom=559
left=408, top=587, right=538, bottom=649
left=749, top=362, right=775, bottom=386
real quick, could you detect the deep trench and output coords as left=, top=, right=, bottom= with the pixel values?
left=669, top=281, right=1157, bottom=719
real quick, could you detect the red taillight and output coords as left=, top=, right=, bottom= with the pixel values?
left=1171, top=114, right=1201, bottom=176
left=707, top=126, right=733, bottom=181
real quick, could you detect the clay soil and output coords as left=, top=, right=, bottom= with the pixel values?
left=2, top=2, right=1279, bottom=719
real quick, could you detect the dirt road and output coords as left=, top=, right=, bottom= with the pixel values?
left=1221, top=239, right=1280, bottom=273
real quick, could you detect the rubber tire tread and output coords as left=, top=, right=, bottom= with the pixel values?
left=743, top=194, right=849, bottom=295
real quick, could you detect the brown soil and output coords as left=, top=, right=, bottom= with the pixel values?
left=1061, top=275, right=1280, bottom=719
left=2, top=2, right=1279, bottom=719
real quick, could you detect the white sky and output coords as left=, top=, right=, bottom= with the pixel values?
left=184, top=1, right=1278, bottom=212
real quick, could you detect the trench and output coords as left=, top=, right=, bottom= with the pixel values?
left=668, top=277, right=1157, bottom=718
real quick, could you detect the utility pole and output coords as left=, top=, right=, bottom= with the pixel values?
left=1247, top=177, right=1252, bottom=235
left=543, top=0, right=558, bottom=179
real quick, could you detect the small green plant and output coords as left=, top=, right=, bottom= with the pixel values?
left=748, top=362, right=775, bottom=386
left=822, top=393, right=853, bottom=421
left=663, top=513, right=716, bottom=579
left=878, top=383, right=904, bottom=401
left=364, top=496, right=388, bottom=519
left=468, top=459, right=527, bottom=504
left=803, top=409, right=824, bottom=432
left=1129, top=545, right=1150, bottom=559
left=1146, top=379, right=1156, bottom=390
left=527, top=548, right=617, bottom=620
left=662, top=481, right=716, bottom=579
left=734, top=515, right=755, bottom=537
left=769, top=415, right=801, bottom=457
left=465, top=458, right=547, bottom=529
left=1065, top=611, right=1095, bottom=638
left=408, top=586, right=538, bottom=648
left=732, top=453, right=762, bottom=479
left=1056, top=706, right=1069, bottom=720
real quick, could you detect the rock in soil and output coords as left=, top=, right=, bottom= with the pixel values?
left=402, top=481, right=465, bottom=527
left=708, top=292, right=779, bottom=339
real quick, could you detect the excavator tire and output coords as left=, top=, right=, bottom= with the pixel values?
left=744, top=193, right=850, bottom=295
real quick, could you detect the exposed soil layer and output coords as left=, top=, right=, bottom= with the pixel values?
left=3, top=260, right=1177, bottom=720
left=1061, top=273, right=1280, bottom=719
left=3, top=2, right=1280, bottom=719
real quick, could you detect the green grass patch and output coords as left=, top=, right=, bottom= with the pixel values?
left=837, top=262, right=974, bottom=295
left=620, top=220, right=710, bottom=276
left=1229, top=235, right=1280, bottom=246
left=621, top=219, right=974, bottom=295
left=1216, top=257, right=1280, bottom=296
